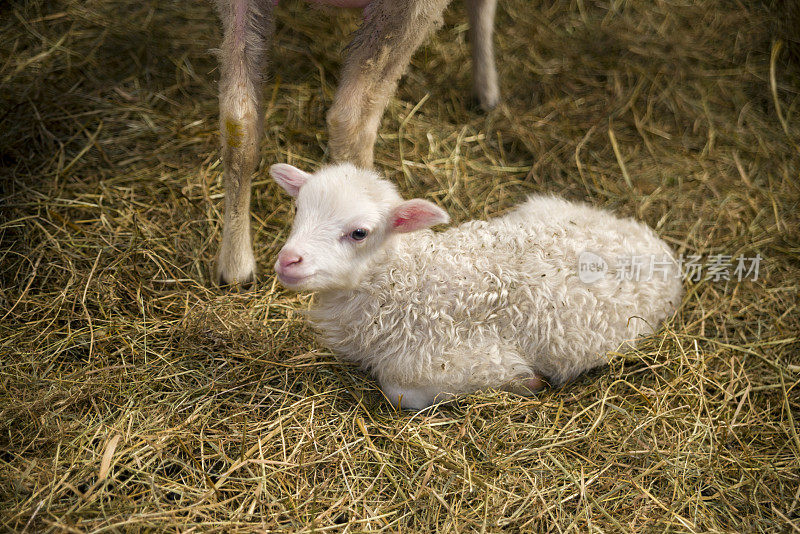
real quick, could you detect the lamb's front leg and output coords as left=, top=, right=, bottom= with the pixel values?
left=327, top=0, right=453, bottom=168
left=214, top=0, right=273, bottom=287
left=380, top=382, right=451, bottom=411
left=381, top=373, right=545, bottom=411
left=379, top=343, right=538, bottom=410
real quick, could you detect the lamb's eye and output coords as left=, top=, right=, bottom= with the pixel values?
left=350, top=228, right=369, bottom=241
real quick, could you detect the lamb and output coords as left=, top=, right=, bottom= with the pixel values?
left=271, top=163, right=684, bottom=410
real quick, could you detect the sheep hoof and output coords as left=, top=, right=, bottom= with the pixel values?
left=470, top=89, right=500, bottom=113
left=217, top=271, right=256, bottom=291
left=216, top=250, right=257, bottom=291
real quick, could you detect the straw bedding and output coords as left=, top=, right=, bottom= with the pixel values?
left=1, top=0, right=798, bottom=531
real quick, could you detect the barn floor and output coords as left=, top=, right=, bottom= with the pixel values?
left=1, top=0, right=799, bottom=531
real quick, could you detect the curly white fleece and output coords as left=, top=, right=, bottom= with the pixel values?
left=307, top=194, right=683, bottom=409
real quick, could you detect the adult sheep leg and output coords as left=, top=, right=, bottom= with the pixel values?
left=327, top=0, right=453, bottom=168
left=466, top=0, right=499, bottom=110
left=215, top=0, right=273, bottom=287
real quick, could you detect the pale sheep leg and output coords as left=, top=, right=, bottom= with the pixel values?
left=327, top=0, right=453, bottom=167
left=466, top=0, right=500, bottom=110
left=380, top=343, right=537, bottom=410
left=380, top=382, right=454, bottom=411
left=380, top=372, right=545, bottom=410
left=215, top=0, right=273, bottom=287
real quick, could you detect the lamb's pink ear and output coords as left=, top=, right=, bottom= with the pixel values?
left=270, top=163, right=311, bottom=197
left=389, top=199, right=450, bottom=234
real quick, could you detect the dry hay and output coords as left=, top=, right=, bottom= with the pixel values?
left=1, top=0, right=799, bottom=532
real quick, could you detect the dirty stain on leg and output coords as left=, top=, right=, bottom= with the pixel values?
left=225, top=119, right=243, bottom=149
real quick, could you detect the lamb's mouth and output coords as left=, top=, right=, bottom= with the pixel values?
left=277, top=272, right=313, bottom=287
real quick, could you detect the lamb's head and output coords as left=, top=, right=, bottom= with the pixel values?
left=271, top=163, right=449, bottom=291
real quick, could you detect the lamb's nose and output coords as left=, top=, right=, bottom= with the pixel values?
left=278, top=249, right=303, bottom=270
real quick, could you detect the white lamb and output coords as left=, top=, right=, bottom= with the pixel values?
left=270, top=163, right=684, bottom=410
